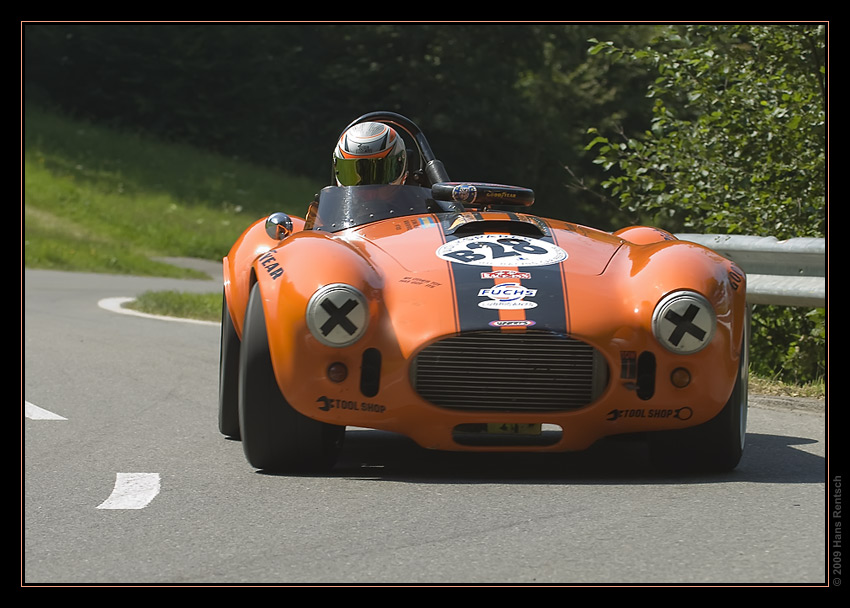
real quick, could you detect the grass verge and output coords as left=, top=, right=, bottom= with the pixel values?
left=24, top=105, right=317, bottom=277
left=124, top=290, right=222, bottom=322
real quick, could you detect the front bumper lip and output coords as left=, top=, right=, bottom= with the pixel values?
left=302, top=375, right=728, bottom=453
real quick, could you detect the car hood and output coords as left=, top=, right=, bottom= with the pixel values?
left=332, top=212, right=625, bottom=352
left=351, top=211, right=624, bottom=277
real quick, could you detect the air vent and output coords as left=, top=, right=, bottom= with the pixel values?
left=412, top=331, right=607, bottom=411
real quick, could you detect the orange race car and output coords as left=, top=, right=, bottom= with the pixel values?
left=218, top=111, right=750, bottom=474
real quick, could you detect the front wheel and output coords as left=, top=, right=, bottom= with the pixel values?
left=649, top=307, right=751, bottom=473
left=218, top=290, right=241, bottom=439
left=238, top=283, right=344, bottom=473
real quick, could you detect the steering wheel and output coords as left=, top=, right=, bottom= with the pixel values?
left=430, top=182, right=535, bottom=207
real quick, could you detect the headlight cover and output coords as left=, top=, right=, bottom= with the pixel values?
left=652, top=291, right=716, bottom=354
left=306, top=284, right=369, bottom=347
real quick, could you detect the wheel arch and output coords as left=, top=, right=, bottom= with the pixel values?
left=223, top=215, right=306, bottom=338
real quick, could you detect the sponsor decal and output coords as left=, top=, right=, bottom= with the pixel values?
left=399, top=276, right=441, bottom=289
left=728, top=263, right=745, bottom=291
left=480, top=269, right=531, bottom=280
left=477, top=282, right=538, bottom=309
left=489, top=319, right=536, bottom=328
left=399, top=217, right=438, bottom=232
left=438, top=219, right=570, bottom=334
left=436, top=234, right=568, bottom=267
left=258, top=250, right=283, bottom=280
left=451, top=184, right=478, bottom=204
left=606, top=407, right=694, bottom=422
left=316, top=396, right=386, bottom=414
left=620, top=351, right=637, bottom=380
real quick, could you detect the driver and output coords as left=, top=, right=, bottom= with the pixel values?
left=332, top=122, right=408, bottom=186
left=305, top=121, right=409, bottom=230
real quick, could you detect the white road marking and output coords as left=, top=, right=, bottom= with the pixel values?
left=97, top=297, right=218, bottom=326
left=25, top=401, right=67, bottom=420
left=97, top=473, right=161, bottom=510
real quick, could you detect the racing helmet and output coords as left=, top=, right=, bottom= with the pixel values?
left=333, top=122, right=408, bottom=186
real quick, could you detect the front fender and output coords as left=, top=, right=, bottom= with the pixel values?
left=608, top=239, right=748, bottom=413
left=222, top=215, right=305, bottom=338
left=252, top=231, right=385, bottom=407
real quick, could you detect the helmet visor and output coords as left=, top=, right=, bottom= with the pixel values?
left=335, top=155, right=406, bottom=186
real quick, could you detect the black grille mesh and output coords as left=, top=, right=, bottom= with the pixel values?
left=413, top=331, right=607, bottom=411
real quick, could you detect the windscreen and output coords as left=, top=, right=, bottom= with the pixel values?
left=310, top=185, right=439, bottom=233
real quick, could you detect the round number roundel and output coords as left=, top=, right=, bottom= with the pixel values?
left=436, top=234, right=567, bottom=267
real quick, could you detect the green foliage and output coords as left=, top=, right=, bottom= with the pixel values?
left=126, top=290, right=222, bottom=322
left=586, top=24, right=827, bottom=384
left=586, top=24, right=826, bottom=237
left=750, top=305, right=826, bottom=384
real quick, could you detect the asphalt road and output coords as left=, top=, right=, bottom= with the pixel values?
left=22, top=267, right=829, bottom=586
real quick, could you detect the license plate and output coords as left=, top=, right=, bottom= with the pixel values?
left=486, top=423, right=542, bottom=435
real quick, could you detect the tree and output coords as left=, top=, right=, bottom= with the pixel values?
left=585, top=24, right=827, bottom=383
left=586, top=24, right=825, bottom=238
left=23, top=23, right=659, bottom=222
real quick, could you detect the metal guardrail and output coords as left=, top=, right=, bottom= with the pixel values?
left=675, top=234, right=826, bottom=308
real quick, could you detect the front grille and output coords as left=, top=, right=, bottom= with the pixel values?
left=412, top=331, right=608, bottom=411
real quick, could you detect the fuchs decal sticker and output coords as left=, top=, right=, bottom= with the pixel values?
left=478, top=283, right=538, bottom=309
left=489, top=319, right=536, bottom=328
left=436, top=234, right=567, bottom=267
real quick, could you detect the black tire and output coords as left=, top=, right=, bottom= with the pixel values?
left=649, top=307, right=751, bottom=474
left=218, top=290, right=242, bottom=439
left=238, top=283, right=344, bottom=473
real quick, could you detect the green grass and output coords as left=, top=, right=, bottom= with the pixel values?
left=749, top=375, right=825, bottom=400
left=24, top=105, right=318, bottom=277
left=124, top=290, right=223, bottom=322
left=23, top=107, right=824, bottom=400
